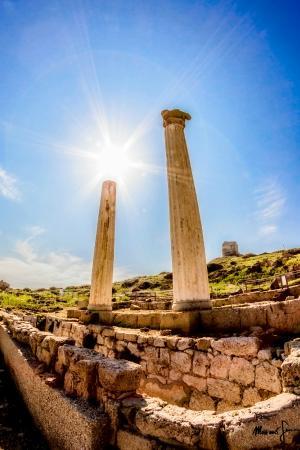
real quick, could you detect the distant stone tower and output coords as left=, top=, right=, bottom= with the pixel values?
left=222, top=241, right=239, bottom=257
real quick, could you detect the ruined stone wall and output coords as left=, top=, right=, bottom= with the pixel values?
left=2, top=310, right=300, bottom=449
left=213, top=285, right=300, bottom=307
left=47, top=319, right=284, bottom=412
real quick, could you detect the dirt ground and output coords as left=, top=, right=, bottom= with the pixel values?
left=0, top=353, right=49, bottom=450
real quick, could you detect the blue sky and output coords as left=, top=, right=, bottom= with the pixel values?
left=0, top=0, right=299, bottom=287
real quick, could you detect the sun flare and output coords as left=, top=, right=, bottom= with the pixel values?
left=95, top=143, right=131, bottom=182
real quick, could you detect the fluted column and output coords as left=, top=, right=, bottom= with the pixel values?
left=162, top=109, right=211, bottom=311
left=88, top=180, right=116, bottom=312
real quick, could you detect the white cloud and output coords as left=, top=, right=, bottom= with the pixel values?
left=0, top=227, right=133, bottom=288
left=254, top=179, right=285, bottom=237
left=259, top=224, right=277, bottom=236
left=0, top=166, right=21, bottom=200
left=254, top=180, right=285, bottom=221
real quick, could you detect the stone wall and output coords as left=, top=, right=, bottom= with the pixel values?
left=79, top=296, right=300, bottom=333
left=2, top=310, right=300, bottom=449
left=53, top=320, right=284, bottom=412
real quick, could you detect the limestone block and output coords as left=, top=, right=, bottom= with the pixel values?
left=255, top=362, right=282, bottom=393
left=64, top=359, right=98, bottom=400
left=153, top=337, right=165, bottom=348
left=182, top=374, right=207, bottom=392
left=257, top=348, right=272, bottom=360
left=207, top=378, right=241, bottom=404
left=193, top=351, right=210, bottom=377
left=240, top=304, right=268, bottom=329
left=98, top=358, right=142, bottom=392
left=242, top=387, right=262, bottom=407
left=189, top=391, right=215, bottom=411
left=229, top=357, right=255, bottom=386
left=281, top=356, right=300, bottom=388
left=117, top=430, right=154, bottom=450
left=39, top=348, right=52, bottom=366
left=97, top=334, right=104, bottom=345
left=210, top=355, right=231, bottom=379
left=142, top=381, right=188, bottom=405
left=127, top=342, right=140, bottom=357
left=267, top=299, right=300, bottom=332
left=216, top=400, right=242, bottom=413
left=169, top=369, right=182, bottom=381
left=135, top=402, right=222, bottom=448
left=212, top=337, right=260, bottom=357
left=159, top=348, right=170, bottom=366
left=102, top=327, right=115, bottom=337
left=144, top=346, right=159, bottom=360
left=137, top=335, right=148, bottom=345
left=223, top=393, right=300, bottom=449
left=165, top=336, right=179, bottom=349
left=176, top=338, right=194, bottom=351
left=170, top=351, right=192, bottom=373
left=195, top=337, right=213, bottom=351
left=211, top=308, right=241, bottom=331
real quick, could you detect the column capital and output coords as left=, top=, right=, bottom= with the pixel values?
left=161, top=109, right=191, bottom=128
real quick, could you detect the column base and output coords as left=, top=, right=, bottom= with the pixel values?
left=172, top=299, right=212, bottom=312
left=88, top=304, right=112, bottom=312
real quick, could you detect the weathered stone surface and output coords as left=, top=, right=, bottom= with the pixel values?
left=266, top=299, right=300, bottom=333
left=223, top=393, right=300, bottom=449
left=170, top=351, right=192, bottom=373
left=207, top=378, right=241, bottom=404
left=182, top=374, right=207, bottom=392
left=153, top=337, right=165, bottom=348
left=177, top=338, right=194, bottom=351
left=216, top=400, right=241, bottom=413
left=195, top=337, right=213, bottom=351
left=64, top=359, right=98, bottom=399
left=210, top=355, right=231, bottom=379
left=189, top=391, right=215, bottom=411
left=0, top=324, right=109, bottom=450
left=98, top=358, right=142, bottom=392
left=242, top=387, right=262, bottom=407
left=193, top=351, right=210, bottom=377
left=212, top=337, right=260, bottom=357
left=255, top=362, right=282, bottom=394
left=142, top=381, right=188, bottom=405
left=229, top=357, right=255, bottom=386
left=281, top=356, right=300, bottom=388
left=169, top=369, right=182, bottom=381
left=136, top=401, right=221, bottom=448
left=257, top=348, right=272, bottom=360
left=117, top=430, right=154, bottom=450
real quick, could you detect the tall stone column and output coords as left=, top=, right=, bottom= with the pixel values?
left=88, top=180, right=116, bottom=312
left=162, top=109, right=211, bottom=311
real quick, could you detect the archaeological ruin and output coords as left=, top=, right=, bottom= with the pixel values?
left=0, top=110, right=300, bottom=449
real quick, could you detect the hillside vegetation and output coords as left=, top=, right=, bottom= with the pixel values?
left=1, top=248, right=300, bottom=313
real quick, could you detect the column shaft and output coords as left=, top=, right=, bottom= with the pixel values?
left=88, top=180, right=116, bottom=311
left=162, top=109, right=211, bottom=311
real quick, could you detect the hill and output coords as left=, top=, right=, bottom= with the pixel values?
left=1, top=248, right=300, bottom=313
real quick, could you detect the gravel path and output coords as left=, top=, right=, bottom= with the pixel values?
left=0, top=354, right=49, bottom=450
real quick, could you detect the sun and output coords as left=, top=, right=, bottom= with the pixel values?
left=95, top=143, right=131, bottom=183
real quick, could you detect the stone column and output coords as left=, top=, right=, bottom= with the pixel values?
left=88, top=180, right=116, bottom=312
left=162, top=109, right=211, bottom=311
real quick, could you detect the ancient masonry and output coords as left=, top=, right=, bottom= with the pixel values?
left=1, top=109, right=300, bottom=449
left=1, top=307, right=300, bottom=449
left=222, top=241, right=239, bottom=257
